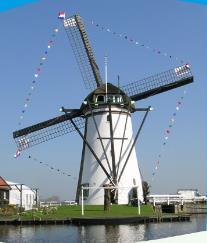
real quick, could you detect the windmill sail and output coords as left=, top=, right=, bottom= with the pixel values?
left=121, top=64, right=193, bottom=101
left=13, top=111, right=85, bottom=151
left=63, top=15, right=103, bottom=90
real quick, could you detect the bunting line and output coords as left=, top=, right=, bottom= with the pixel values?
left=13, top=13, right=77, bottom=180
left=17, top=26, right=61, bottom=127
left=89, top=19, right=185, bottom=64
left=28, top=155, right=76, bottom=179
left=149, top=89, right=188, bottom=185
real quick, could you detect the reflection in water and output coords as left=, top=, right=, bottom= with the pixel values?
left=0, top=215, right=206, bottom=243
left=78, top=224, right=146, bottom=243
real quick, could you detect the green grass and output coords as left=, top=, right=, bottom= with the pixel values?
left=1, top=205, right=156, bottom=220
left=52, top=204, right=155, bottom=218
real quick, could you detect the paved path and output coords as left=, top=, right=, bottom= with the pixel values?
left=138, top=231, right=207, bottom=243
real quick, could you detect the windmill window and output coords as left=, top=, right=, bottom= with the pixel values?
left=96, top=95, right=123, bottom=104
left=96, top=95, right=105, bottom=103
left=106, top=95, right=123, bottom=103
left=115, top=95, right=123, bottom=103
left=106, top=95, right=114, bottom=103
left=133, top=178, right=136, bottom=185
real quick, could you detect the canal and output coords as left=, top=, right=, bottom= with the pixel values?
left=0, top=215, right=206, bottom=242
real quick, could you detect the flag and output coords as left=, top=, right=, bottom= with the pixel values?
left=14, top=149, right=21, bottom=158
left=58, top=12, right=65, bottom=19
left=174, top=64, right=190, bottom=76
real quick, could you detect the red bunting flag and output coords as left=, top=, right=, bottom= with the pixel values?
left=14, top=149, right=21, bottom=158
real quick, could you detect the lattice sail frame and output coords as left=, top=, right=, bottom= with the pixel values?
left=13, top=64, right=193, bottom=151
left=63, top=15, right=103, bottom=90
left=14, top=116, right=85, bottom=151
left=121, top=64, right=193, bottom=101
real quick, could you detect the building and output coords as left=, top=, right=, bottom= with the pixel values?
left=177, top=189, right=206, bottom=202
left=147, top=189, right=206, bottom=205
left=0, top=176, right=10, bottom=206
left=0, top=176, right=38, bottom=211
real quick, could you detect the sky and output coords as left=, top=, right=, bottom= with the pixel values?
left=0, top=0, right=205, bottom=200
left=0, top=0, right=40, bottom=12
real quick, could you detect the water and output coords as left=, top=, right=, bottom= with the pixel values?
left=0, top=215, right=206, bottom=243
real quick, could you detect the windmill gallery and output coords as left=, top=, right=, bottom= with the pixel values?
left=12, top=14, right=193, bottom=206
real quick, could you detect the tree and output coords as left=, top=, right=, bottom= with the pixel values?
left=142, top=181, right=150, bottom=204
left=44, top=195, right=60, bottom=202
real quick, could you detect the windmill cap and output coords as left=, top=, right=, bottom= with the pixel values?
left=86, top=82, right=129, bottom=97
left=80, top=83, right=134, bottom=111
left=84, top=83, right=131, bottom=101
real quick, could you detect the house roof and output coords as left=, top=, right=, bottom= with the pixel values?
left=0, top=176, right=11, bottom=190
left=6, top=181, right=33, bottom=191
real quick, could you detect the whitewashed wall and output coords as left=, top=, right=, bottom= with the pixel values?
left=80, top=106, right=143, bottom=205
left=6, top=181, right=36, bottom=211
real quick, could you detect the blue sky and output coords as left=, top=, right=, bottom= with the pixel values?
left=180, top=0, right=207, bottom=4
left=0, top=0, right=40, bottom=12
left=0, top=0, right=205, bottom=200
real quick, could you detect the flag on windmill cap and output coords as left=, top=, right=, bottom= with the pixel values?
left=58, top=12, right=66, bottom=19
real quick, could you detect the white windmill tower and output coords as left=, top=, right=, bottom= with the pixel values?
left=77, top=83, right=149, bottom=204
left=13, top=14, right=193, bottom=205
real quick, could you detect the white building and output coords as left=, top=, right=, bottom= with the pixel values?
left=6, top=181, right=37, bottom=211
left=147, top=189, right=206, bottom=205
left=177, top=189, right=206, bottom=202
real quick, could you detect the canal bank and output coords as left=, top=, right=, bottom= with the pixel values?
left=0, top=214, right=190, bottom=225
left=2, top=203, right=207, bottom=226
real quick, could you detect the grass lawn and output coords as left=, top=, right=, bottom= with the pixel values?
left=1, top=205, right=156, bottom=220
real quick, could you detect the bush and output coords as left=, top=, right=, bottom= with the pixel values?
left=0, top=204, right=18, bottom=215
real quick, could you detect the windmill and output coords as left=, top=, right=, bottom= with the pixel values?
left=13, top=14, right=193, bottom=205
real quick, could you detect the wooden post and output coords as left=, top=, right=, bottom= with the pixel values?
left=104, top=184, right=111, bottom=211
left=81, top=186, right=84, bottom=216
left=20, top=184, right=23, bottom=212
left=137, top=186, right=140, bottom=215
